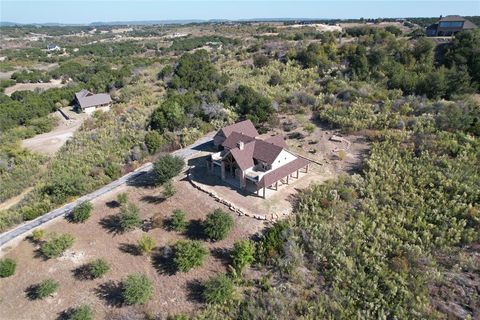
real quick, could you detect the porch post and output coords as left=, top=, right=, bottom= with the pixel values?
left=296, top=169, right=299, bottom=178
left=221, top=162, right=226, bottom=180
left=286, top=175, right=289, bottom=184
left=275, top=181, right=278, bottom=190
left=263, top=187, right=266, bottom=199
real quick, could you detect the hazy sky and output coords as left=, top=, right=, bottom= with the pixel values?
left=1, top=0, right=479, bottom=24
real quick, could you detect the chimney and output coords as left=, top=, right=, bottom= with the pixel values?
left=237, top=141, right=244, bottom=150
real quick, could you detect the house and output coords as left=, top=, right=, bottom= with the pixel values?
left=426, top=15, right=477, bottom=36
left=46, top=44, right=61, bottom=51
left=208, top=120, right=310, bottom=198
left=75, top=89, right=112, bottom=114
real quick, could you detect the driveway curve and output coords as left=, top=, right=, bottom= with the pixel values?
left=0, top=134, right=213, bottom=250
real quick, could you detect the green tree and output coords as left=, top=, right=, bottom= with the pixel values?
left=118, top=202, right=142, bottom=232
left=204, top=209, right=234, bottom=241
left=137, top=234, right=156, bottom=255
left=174, top=240, right=208, bottom=272
left=169, top=209, right=187, bottom=232
left=32, top=278, right=59, bottom=299
left=67, top=305, right=93, bottom=320
left=0, top=258, right=16, bottom=278
left=122, top=273, right=154, bottom=305
left=222, top=85, right=273, bottom=125
left=144, top=130, right=164, bottom=154
left=203, top=274, right=235, bottom=305
left=88, top=259, right=110, bottom=279
left=153, top=154, right=184, bottom=185
left=231, top=240, right=255, bottom=273
left=40, top=233, right=75, bottom=259
left=69, top=202, right=93, bottom=223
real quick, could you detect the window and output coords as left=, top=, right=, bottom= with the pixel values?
left=439, top=21, right=463, bottom=28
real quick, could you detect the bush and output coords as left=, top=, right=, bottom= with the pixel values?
left=40, top=233, right=75, bottom=259
left=256, top=221, right=289, bottom=264
left=122, top=273, right=154, bottom=305
left=32, top=278, right=59, bottom=299
left=0, top=258, right=16, bottom=277
left=118, top=202, right=142, bottom=231
left=145, top=131, right=164, bottom=154
left=253, top=54, right=270, bottom=68
left=204, top=209, right=234, bottom=241
left=153, top=155, right=184, bottom=185
left=88, top=259, right=110, bottom=279
left=203, top=274, right=235, bottom=305
left=70, top=202, right=93, bottom=223
left=31, top=229, right=45, bottom=242
left=137, top=234, right=156, bottom=255
left=67, top=305, right=93, bottom=320
left=174, top=240, right=208, bottom=272
left=117, top=192, right=128, bottom=206
left=170, top=209, right=187, bottom=232
left=163, top=180, right=176, bottom=198
left=231, top=240, right=255, bottom=273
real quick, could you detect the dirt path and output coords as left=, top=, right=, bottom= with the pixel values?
left=0, top=187, right=33, bottom=211
left=21, top=111, right=85, bottom=155
left=4, top=79, right=64, bottom=96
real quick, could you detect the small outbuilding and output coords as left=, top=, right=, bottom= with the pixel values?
left=75, top=89, right=112, bottom=114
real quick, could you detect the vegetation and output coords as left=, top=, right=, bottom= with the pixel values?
left=118, top=202, right=142, bottom=232
left=169, top=209, right=187, bottom=232
left=137, top=234, right=156, bottom=255
left=31, top=278, right=59, bottom=299
left=152, top=154, right=184, bottom=185
left=40, top=233, right=74, bottom=259
left=0, top=258, right=16, bottom=278
left=231, top=240, right=255, bottom=274
left=66, top=305, right=93, bottom=320
left=31, top=229, right=45, bottom=242
left=122, top=273, right=154, bottom=305
left=203, top=209, right=234, bottom=241
left=88, top=259, right=110, bottom=279
left=116, top=192, right=128, bottom=206
left=69, top=202, right=93, bottom=223
left=174, top=240, right=208, bottom=272
left=163, top=180, right=176, bottom=198
left=203, top=274, right=235, bottom=305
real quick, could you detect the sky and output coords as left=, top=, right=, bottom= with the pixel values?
left=1, top=0, right=479, bottom=24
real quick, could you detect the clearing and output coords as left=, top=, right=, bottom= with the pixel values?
left=21, top=110, right=88, bottom=155
left=4, top=79, right=65, bottom=96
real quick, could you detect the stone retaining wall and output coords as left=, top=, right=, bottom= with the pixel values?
left=187, top=168, right=279, bottom=221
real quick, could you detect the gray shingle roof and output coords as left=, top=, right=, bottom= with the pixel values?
left=75, top=90, right=112, bottom=109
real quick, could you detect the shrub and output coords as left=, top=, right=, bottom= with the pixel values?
left=304, top=123, right=315, bottom=134
left=203, top=274, right=235, bottom=305
left=0, top=258, right=16, bottom=277
left=153, top=155, right=184, bottom=185
left=170, top=209, right=187, bottom=232
left=145, top=131, right=164, bottom=154
left=122, top=273, right=154, bottom=305
left=67, top=305, right=93, bottom=320
left=253, top=54, right=270, bottom=68
left=117, top=192, right=128, bottom=206
left=119, top=203, right=142, bottom=231
left=204, top=209, right=234, bottom=241
left=31, top=229, right=45, bottom=242
left=163, top=180, right=176, bottom=198
left=40, top=233, right=74, bottom=259
left=137, top=234, right=156, bottom=255
left=70, top=202, right=93, bottom=223
left=231, top=240, right=255, bottom=273
left=32, top=278, right=59, bottom=299
left=88, top=259, right=110, bottom=279
left=174, top=240, right=208, bottom=272
left=256, top=221, right=289, bottom=264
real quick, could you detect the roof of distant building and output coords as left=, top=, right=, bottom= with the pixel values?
left=75, top=89, right=112, bottom=109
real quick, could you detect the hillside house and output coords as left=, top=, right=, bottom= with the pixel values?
left=426, top=15, right=477, bottom=36
left=208, top=120, right=310, bottom=198
left=75, top=89, right=112, bottom=114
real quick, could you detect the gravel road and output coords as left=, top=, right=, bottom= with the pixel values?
left=0, top=134, right=213, bottom=249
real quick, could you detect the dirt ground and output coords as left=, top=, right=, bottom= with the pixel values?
left=4, top=79, right=65, bottom=96
left=21, top=111, right=87, bottom=155
left=0, top=175, right=265, bottom=320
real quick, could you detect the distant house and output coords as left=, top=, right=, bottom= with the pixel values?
left=208, top=120, right=310, bottom=198
left=426, top=15, right=477, bottom=36
left=46, top=44, right=61, bottom=51
left=75, top=89, right=112, bottom=114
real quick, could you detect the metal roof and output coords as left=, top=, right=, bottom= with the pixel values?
left=75, top=90, right=112, bottom=109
